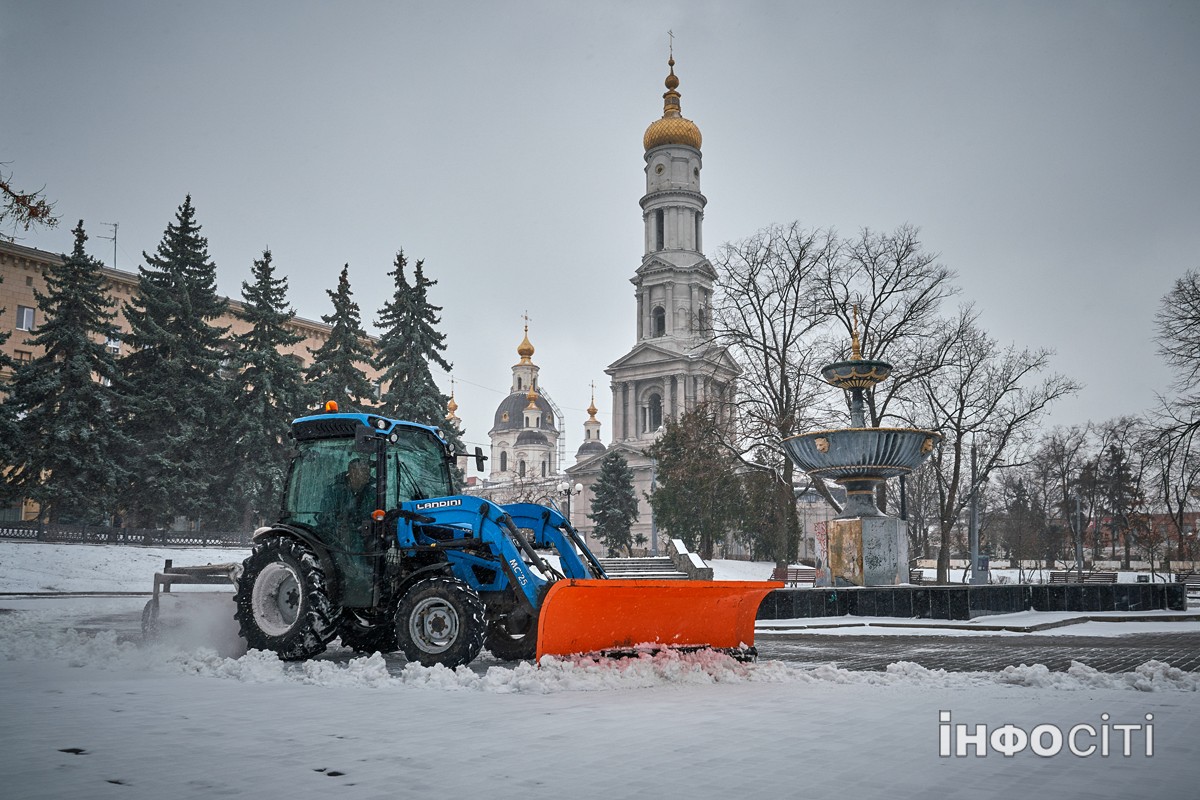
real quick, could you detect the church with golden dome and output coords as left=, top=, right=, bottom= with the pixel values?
left=464, top=54, right=738, bottom=552
left=564, top=54, right=740, bottom=550
left=485, top=324, right=562, bottom=484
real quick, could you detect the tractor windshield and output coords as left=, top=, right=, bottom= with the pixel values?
left=281, top=426, right=453, bottom=529
left=387, top=427, right=454, bottom=501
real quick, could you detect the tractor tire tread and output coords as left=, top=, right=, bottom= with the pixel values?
left=234, top=536, right=338, bottom=661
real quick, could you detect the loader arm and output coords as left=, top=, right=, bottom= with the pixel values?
left=395, top=495, right=553, bottom=611
left=500, top=503, right=607, bottom=580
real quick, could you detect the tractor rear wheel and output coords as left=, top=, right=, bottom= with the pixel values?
left=395, top=577, right=484, bottom=668
left=338, top=607, right=398, bottom=655
left=484, top=610, right=537, bottom=662
left=234, top=536, right=338, bottom=660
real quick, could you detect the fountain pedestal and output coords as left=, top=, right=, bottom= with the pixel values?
left=827, top=516, right=909, bottom=586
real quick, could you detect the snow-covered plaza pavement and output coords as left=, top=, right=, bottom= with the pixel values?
left=2, top=542, right=1198, bottom=799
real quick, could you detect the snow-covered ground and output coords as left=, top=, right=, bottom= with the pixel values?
left=2, top=541, right=1198, bottom=798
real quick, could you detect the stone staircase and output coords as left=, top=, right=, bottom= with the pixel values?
left=596, top=539, right=715, bottom=581
left=598, top=556, right=691, bottom=580
left=597, top=556, right=691, bottom=582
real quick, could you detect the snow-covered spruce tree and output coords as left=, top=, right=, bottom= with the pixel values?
left=587, top=450, right=640, bottom=557
left=6, top=222, right=126, bottom=523
left=304, top=264, right=375, bottom=412
left=213, top=249, right=306, bottom=528
left=115, top=196, right=230, bottom=527
left=0, top=274, right=16, bottom=496
left=373, top=251, right=465, bottom=453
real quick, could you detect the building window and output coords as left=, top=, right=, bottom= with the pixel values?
left=14, top=350, right=32, bottom=363
left=644, top=393, right=663, bottom=433
left=519, top=460, right=526, bottom=478
left=0, top=501, right=23, bottom=522
left=16, top=305, right=35, bottom=331
left=652, top=306, right=666, bottom=337
left=655, top=209, right=665, bottom=251
left=500, top=452, right=508, bottom=472
left=105, top=337, right=122, bottom=356
left=517, top=377, right=522, bottom=391
left=541, top=461, right=547, bottom=477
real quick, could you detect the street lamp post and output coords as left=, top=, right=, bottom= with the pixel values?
left=558, top=481, right=582, bottom=527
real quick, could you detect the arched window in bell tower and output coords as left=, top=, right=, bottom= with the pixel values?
left=652, top=306, right=666, bottom=337
left=499, top=451, right=508, bottom=472
left=655, top=209, right=665, bottom=251
left=644, top=393, right=663, bottom=433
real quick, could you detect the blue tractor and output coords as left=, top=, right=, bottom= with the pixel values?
left=147, top=404, right=775, bottom=667
left=232, top=406, right=611, bottom=667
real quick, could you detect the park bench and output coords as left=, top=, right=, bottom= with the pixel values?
left=1048, top=570, right=1118, bottom=584
left=1175, top=571, right=1200, bottom=592
left=770, top=566, right=816, bottom=586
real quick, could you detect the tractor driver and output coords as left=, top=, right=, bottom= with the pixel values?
left=321, top=457, right=377, bottom=540
left=317, top=457, right=379, bottom=588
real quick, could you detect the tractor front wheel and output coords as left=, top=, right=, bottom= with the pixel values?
left=234, top=536, right=338, bottom=660
left=484, top=609, right=537, bottom=662
left=395, top=577, right=484, bottom=668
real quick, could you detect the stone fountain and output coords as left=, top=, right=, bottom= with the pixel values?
left=782, top=316, right=941, bottom=586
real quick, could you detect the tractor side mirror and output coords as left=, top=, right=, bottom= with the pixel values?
left=354, top=425, right=377, bottom=453
left=474, top=446, right=487, bottom=473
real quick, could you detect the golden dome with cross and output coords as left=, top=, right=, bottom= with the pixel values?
left=643, top=56, right=702, bottom=152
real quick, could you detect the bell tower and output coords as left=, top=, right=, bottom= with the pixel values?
left=606, top=54, right=739, bottom=445
left=568, top=51, right=740, bottom=554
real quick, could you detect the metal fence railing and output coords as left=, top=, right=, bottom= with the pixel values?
left=0, top=521, right=249, bottom=547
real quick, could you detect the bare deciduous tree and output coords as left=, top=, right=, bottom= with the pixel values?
left=1033, top=425, right=1091, bottom=569
left=1, top=165, right=58, bottom=240
left=1147, top=269, right=1200, bottom=566
left=819, top=224, right=959, bottom=432
left=1156, top=269, right=1200, bottom=405
left=907, top=311, right=1079, bottom=582
left=1145, top=405, right=1200, bottom=565
left=711, top=223, right=834, bottom=564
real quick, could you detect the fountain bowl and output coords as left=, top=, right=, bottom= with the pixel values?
left=782, top=427, right=941, bottom=483
left=821, top=359, right=892, bottom=390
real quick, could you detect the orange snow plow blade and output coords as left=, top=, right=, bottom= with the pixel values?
left=535, top=579, right=783, bottom=660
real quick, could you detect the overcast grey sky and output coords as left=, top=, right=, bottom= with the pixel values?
left=3, top=0, right=1198, bottom=473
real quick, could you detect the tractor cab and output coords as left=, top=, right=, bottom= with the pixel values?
left=281, top=408, right=455, bottom=605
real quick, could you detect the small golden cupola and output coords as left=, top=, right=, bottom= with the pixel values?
left=643, top=56, right=702, bottom=152
left=517, top=323, right=535, bottom=365
left=576, top=381, right=607, bottom=459
left=446, top=380, right=460, bottom=423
